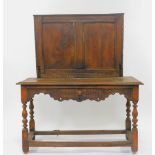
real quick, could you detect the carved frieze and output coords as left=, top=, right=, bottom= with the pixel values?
left=26, top=88, right=133, bottom=103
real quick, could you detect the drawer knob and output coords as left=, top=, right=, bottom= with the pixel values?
left=77, top=90, right=82, bottom=96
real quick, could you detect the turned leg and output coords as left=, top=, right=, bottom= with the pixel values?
left=126, top=99, right=131, bottom=130
left=22, top=101, right=29, bottom=153
left=29, top=98, right=35, bottom=140
left=126, top=99, right=131, bottom=140
left=131, top=101, right=138, bottom=153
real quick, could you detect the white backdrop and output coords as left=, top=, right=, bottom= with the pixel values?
left=4, top=0, right=152, bottom=155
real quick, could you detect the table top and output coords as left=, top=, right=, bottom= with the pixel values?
left=17, top=76, right=143, bottom=86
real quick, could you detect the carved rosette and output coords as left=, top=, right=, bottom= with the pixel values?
left=26, top=88, right=133, bottom=103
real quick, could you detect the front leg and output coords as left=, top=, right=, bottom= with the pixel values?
left=29, top=98, right=35, bottom=140
left=131, top=100, right=138, bottom=153
left=21, top=86, right=29, bottom=153
left=131, top=86, right=139, bottom=153
left=22, top=101, right=29, bottom=153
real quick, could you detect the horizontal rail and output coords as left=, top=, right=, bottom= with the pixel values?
left=29, top=140, right=131, bottom=147
left=34, top=130, right=126, bottom=135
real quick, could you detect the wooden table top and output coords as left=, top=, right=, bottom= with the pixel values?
left=17, top=76, right=143, bottom=86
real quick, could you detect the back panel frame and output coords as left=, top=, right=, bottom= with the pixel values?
left=34, top=14, right=124, bottom=78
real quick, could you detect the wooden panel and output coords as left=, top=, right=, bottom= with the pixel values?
left=83, top=22, right=115, bottom=69
left=34, top=14, right=124, bottom=78
left=42, top=22, right=76, bottom=69
left=34, top=16, right=44, bottom=76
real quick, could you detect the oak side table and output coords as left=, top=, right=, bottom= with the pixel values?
left=17, top=14, right=143, bottom=153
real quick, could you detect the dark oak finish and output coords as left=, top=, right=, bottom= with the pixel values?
left=17, top=14, right=143, bottom=154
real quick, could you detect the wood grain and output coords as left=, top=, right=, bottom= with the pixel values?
left=34, top=14, right=124, bottom=78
